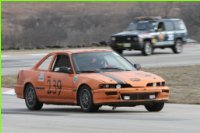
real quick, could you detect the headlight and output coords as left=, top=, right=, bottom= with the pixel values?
left=116, top=84, right=121, bottom=89
left=153, top=83, right=157, bottom=87
left=99, top=84, right=132, bottom=89
left=111, top=37, right=116, bottom=41
left=147, top=82, right=165, bottom=87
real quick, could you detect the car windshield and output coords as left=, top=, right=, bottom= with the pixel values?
left=127, top=21, right=157, bottom=31
left=72, top=51, right=135, bottom=73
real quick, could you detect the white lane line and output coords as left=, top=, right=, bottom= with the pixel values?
left=28, top=53, right=47, bottom=56
left=2, top=89, right=15, bottom=95
left=2, top=53, right=47, bottom=58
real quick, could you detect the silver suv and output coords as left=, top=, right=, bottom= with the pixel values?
left=110, top=17, right=188, bottom=56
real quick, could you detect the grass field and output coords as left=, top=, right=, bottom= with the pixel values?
left=2, top=65, right=200, bottom=104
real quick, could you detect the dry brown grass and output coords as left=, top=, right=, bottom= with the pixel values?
left=2, top=65, right=200, bottom=104
left=2, top=75, right=17, bottom=88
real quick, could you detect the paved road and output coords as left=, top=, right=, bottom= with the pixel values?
left=2, top=44, right=200, bottom=75
left=2, top=95, right=200, bottom=133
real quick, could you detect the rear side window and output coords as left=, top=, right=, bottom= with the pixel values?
left=174, top=20, right=186, bottom=30
left=38, top=55, right=54, bottom=71
left=164, top=21, right=174, bottom=31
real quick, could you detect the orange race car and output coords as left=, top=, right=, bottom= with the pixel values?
left=15, top=49, right=169, bottom=112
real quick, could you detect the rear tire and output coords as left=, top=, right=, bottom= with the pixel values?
left=142, top=41, right=153, bottom=56
left=172, top=39, right=183, bottom=54
left=25, top=84, right=43, bottom=110
left=145, top=102, right=164, bottom=112
left=78, top=85, right=100, bottom=112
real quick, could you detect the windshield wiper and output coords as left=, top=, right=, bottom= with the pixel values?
left=77, top=70, right=98, bottom=74
left=99, top=67, right=128, bottom=71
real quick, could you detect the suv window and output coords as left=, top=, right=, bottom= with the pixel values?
left=174, top=20, right=186, bottom=30
left=38, top=55, right=54, bottom=71
left=157, top=22, right=165, bottom=32
left=127, top=21, right=156, bottom=31
left=164, top=21, right=174, bottom=31
left=52, top=54, right=72, bottom=73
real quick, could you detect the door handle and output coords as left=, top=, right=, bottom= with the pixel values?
left=47, top=76, right=51, bottom=78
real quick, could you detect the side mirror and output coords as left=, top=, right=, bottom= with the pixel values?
left=134, top=64, right=141, bottom=70
left=58, top=66, right=72, bottom=73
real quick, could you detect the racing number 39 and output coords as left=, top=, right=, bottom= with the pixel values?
left=47, top=79, right=62, bottom=95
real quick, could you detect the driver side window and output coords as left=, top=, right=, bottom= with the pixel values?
left=52, top=54, right=72, bottom=73
left=157, top=22, right=165, bottom=32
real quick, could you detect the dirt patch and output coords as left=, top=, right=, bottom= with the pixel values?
left=2, top=65, right=200, bottom=104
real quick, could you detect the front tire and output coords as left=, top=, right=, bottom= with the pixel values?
left=142, top=41, right=153, bottom=56
left=25, top=84, right=43, bottom=110
left=172, top=39, right=183, bottom=54
left=78, top=85, right=100, bottom=112
left=145, top=102, right=165, bottom=112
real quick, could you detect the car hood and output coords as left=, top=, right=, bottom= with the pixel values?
left=113, top=30, right=148, bottom=36
left=79, top=71, right=165, bottom=87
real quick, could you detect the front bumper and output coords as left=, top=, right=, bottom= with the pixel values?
left=92, top=86, right=169, bottom=106
left=110, top=41, right=143, bottom=50
left=14, top=84, right=24, bottom=99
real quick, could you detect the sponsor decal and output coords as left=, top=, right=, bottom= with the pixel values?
left=99, top=73, right=125, bottom=84
left=38, top=73, right=45, bottom=82
left=158, top=33, right=165, bottom=41
left=152, top=38, right=157, bottom=44
left=35, top=87, right=45, bottom=90
left=73, top=75, right=78, bottom=82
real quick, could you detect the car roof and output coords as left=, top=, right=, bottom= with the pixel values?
left=136, top=17, right=182, bottom=22
left=49, top=49, right=112, bottom=55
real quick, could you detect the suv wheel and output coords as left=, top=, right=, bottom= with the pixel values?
left=144, top=102, right=164, bottom=112
left=142, top=41, right=153, bottom=56
left=25, top=84, right=43, bottom=110
left=172, top=39, right=183, bottom=54
left=78, top=85, right=100, bottom=112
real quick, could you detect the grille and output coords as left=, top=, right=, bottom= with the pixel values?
left=114, top=36, right=138, bottom=43
left=121, top=93, right=157, bottom=100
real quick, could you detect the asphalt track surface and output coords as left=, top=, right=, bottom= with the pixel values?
left=2, top=44, right=200, bottom=75
left=2, top=95, right=200, bottom=133
left=2, top=44, right=200, bottom=133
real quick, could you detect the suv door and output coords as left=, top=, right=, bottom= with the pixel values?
left=45, top=54, right=74, bottom=103
left=155, top=22, right=167, bottom=46
left=163, top=21, right=175, bottom=45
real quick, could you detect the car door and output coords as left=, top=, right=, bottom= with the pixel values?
left=154, top=21, right=168, bottom=46
left=44, top=54, right=75, bottom=103
left=34, top=54, right=55, bottom=100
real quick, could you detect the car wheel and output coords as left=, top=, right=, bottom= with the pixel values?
left=172, top=39, right=183, bottom=54
left=78, top=85, right=100, bottom=112
left=25, top=84, right=43, bottom=110
left=144, top=102, right=164, bottom=112
left=142, top=41, right=153, bottom=56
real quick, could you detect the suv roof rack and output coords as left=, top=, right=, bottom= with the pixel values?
left=135, top=16, right=162, bottom=21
